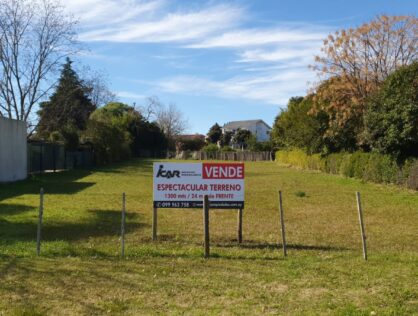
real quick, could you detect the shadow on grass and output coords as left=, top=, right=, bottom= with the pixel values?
left=0, top=209, right=148, bottom=244
left=0, top=203, right=36, bottom=216
left=0, top=158, right=155, bottom=202
left=213, top=240, right=348, bottom=252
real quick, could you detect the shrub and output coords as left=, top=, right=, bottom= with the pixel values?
left=406, top=160, right=418, bottom=190
left=202, top=144, right=219, bottom=153
left=325, top=153, right=345, bottom=174
left=221, top=146, right=235, bottom=152
left=364, top=153, right=399, bottom=183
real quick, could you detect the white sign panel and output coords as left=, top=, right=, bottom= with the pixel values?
left=153, top=162, right=244, bottom=209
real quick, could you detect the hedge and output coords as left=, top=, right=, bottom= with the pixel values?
left=276, top=149, right=418, bottom=190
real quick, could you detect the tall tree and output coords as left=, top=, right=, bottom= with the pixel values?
left=207, top=123, right=222, bottom=144
left=37, top=58, right=95, bottom=143
left=271, top=96, right=328, bottom=153
left=0, top=0, right=76, bottom=125
left=312, top=15, right=417, bottom=140
left=365, top=62, right=418, bottom=160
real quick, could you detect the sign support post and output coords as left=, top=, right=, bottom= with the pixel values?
left=203, top=195, right=210, bottom=258
left=279, top=190, right=287, bottom=257
left=152, top=207, right=158, bottom=241
left=237, top=208, right=243, bottom=243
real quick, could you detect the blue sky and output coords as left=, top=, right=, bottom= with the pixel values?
left=65, top=0, right=417, bottom=134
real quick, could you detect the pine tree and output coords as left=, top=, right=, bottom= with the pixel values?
left=37, top=58, right=96, bottom=145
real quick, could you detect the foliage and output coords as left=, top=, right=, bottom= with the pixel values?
left=176, top=136, right=205, bottom=151
left=276, top=149, right=417, bottom=187
left=231, top=129, right=252, bottom=149
left=365, top=62, right=418, bottom=161
left=312, top=15, right=417, bottom=134
left=86, top=103, right=133, bottom=164
left=271, top=96, right=328, bottom=153
left=220, top=146, right=235, bottom=152
left=220, top=131, right=233, bottom=147
left=202, top=143, right=219, bottom=153
left=37, top=58, right=96, bottom=148
left=207, top=123, right=222, bottom=144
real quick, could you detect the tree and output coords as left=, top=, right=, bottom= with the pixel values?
left=220, top=131, right=233, bottom=147
left=312, top=15, right=417, bottom=140
left=232, top=129, right=252, bottom=149
left=86, top=102, right=133, bottom=164
left=365, top=62, right=418, bottom=161
left=271, top=97, right=329, bottom=153
left=37, top=58, right=95, bottom=146
left=80, top=66, right=117, bottom=108
left=0, top=0, right=76, bottom=125
left=207, top=123, right=222, bottom=144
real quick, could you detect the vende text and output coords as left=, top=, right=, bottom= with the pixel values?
left=202, top=163, right=244, bottom=179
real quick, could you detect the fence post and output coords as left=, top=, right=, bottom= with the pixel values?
left=36, top=188, right=44, bottom=256
left=356, top=192, right=368, bottom=260
left=121, top=193, right=126, bottom=258
left=278, top=190, right=287, bottom=257
left=237, top=208, right=243, bottom=243
left=152, top=207, right=158, bottom=241
left=203, top=195, right=210, bottom=258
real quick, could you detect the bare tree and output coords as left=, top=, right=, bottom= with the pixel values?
left=0, top=0, right=77, bottom=123
left=79, top=65, right=117, bottom=108
left=140, top=96, right=162, bottom=121
left=140, top=96, right=188, bottom=139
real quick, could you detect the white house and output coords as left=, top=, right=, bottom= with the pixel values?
left=222, top=119, right=271, bottom=142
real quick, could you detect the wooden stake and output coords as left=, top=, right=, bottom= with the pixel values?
left=36, top=188, right=44, bottom=256
left=356, top=192, right=368, bottom=260
left=278, top=191, right=287, bottom=257
left=237, top=208, right=243, bottom=244
left=152, top=207, right=158, bottom=241
left=203, top=195, right=210, bottom=258
left=121, top=193, right=126, bottom=258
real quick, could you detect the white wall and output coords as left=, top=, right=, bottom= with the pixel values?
left=255, top=122, right=271, bottom=142
left=0, top=117, right=27, bottom=182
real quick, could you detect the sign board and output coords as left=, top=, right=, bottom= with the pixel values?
left=153, top=162, right=244, bottom=209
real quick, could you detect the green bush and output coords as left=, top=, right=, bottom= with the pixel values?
left=405, top=160, right=418, bottom=190
left=202, top=144, right=219, bottom=153
left=324, top=153, right=345, bottom=174
left=275, top=149, right=414, bottom=189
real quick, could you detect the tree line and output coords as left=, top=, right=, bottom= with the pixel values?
left=271, top=15, right=418, bottom=163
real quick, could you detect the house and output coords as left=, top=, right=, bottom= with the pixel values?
left=222, top=119, right=271, bottom=142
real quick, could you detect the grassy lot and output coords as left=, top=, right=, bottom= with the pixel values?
left=0, top=159, right=417, bottom=315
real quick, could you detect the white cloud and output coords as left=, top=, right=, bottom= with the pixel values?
left=116, top=91, right=146, bottom=100
left=186, top=27, right=326, bottom=48
left=64, top=0, right=164, bottom=27
left=77, top=3, right=243, bottom=43
left=157, top=67, right=316, bottom=105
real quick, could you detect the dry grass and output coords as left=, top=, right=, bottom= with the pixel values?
left=0, top=159, right=417, bottom=315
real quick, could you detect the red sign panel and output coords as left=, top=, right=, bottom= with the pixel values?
left=202, top=163, right=244, bottom=179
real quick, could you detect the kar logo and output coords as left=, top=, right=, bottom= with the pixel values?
left=157, top=165, right=180, bottom=179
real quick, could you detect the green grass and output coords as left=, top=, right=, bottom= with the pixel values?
left=0, top=159, right=417, bottom=315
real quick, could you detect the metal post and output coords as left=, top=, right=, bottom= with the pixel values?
left=121, top=193, right=126, bottom=258
left=203, top=195, right=210, bottom=258
left=356, top=192, right=368, bottom=260
left=36, top=188, right=44, bottom=256
left=152, top=207, right=158, bottom=241
left=279, top=191, right=287, bottom=257
left=237, top=208, right=243, bottom=243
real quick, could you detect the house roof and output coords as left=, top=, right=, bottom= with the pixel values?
left=223, top=119, right=271, bottom=130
